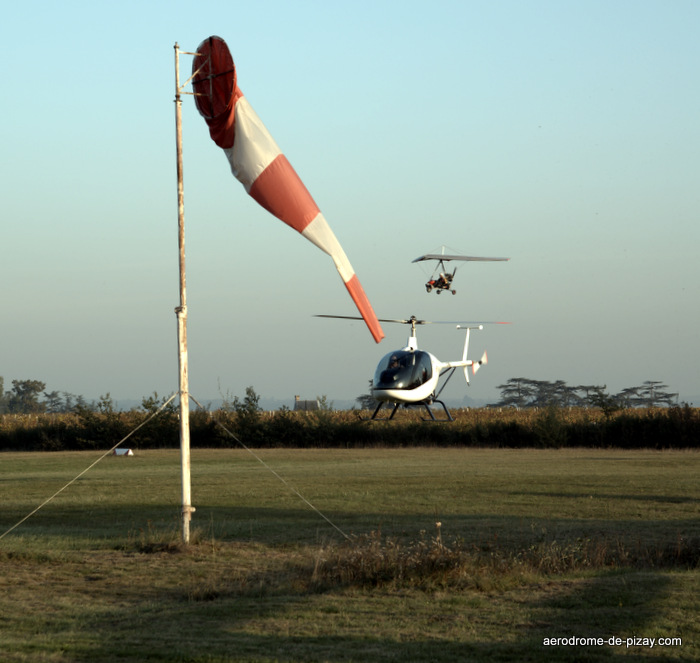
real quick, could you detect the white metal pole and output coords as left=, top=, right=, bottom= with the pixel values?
left=174, top=43, right=194, bottom=544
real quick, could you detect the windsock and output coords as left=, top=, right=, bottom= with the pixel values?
left=191, top=36, right=384, bottom=343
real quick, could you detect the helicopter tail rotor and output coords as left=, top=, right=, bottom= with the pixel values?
left=463, top=350, right=487, bottom=384
left=472, top=351, right=488, bottom=375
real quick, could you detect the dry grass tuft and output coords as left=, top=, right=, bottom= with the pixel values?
left=303, top=529, right=700, bottom=594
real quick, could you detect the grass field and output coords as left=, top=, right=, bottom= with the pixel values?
left=1, top=448, right=698, bottom=662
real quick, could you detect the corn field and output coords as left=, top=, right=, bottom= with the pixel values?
left=1, top=404, right=698, bottom=451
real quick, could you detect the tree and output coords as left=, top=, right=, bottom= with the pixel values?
left=6, top=379, right=46, bottom=413
left=141, top=391, right=177, bottom=415
left=616, top=386, right=640, bottom=408
left=494, top=378, right=538, bottom=408
left=635, top=381, right=678, bottom=407
left=43, top=390, right=64, bottom=413
left=233, top=386, right=262, bottom=418
left=576, top=384, right=606, bottom=406
left=530, top=379, right=573, bottom=407
left=62, top=392, right=90, bottom=412
left=587, top=386, right=621, bottom=418
left=316, top=395, right=334, bottom=411
left=355, top=379, right=378, bottom=409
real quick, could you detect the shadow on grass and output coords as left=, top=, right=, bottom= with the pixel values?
left=511, top=490, right=700, bottom=505
left=70, top=564, right=689, bottom=662
left=2, top=504, right=697, bottom=662
left=4, top=502, right=700, bottom=556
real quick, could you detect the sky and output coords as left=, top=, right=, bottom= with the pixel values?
left=3, top=0, right=699, bottom=408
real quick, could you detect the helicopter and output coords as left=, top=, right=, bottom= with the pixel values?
left=412, top=252, right=510, bottom=294
left=316, top=315, right=507, bottom=421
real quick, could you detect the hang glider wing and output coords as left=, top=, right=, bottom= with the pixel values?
left=412, top=254, right=510, bottom=263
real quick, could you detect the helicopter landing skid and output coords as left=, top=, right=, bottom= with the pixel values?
left=363, top=400, right=454, bottom=422
left=361, top=401, right=401, bottom=421
left=420, top=399, right=454, bottom=422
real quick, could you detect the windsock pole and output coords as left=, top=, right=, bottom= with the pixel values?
left=174, top=43, right=194, bottom=544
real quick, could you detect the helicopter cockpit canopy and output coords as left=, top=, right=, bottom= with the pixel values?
left=373, top=350, right=433, bottom=391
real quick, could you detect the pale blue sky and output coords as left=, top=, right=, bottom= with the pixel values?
left=3, top=1, right=699, bottom=406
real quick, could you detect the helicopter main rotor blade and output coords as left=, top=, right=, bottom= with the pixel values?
left=315, top=314, right=365, bottom=321
left=315, top=315, right=431, bottom=325
left=316, top=315, right=510, bottom=326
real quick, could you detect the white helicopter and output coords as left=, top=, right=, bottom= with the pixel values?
left=317, top=315, right=506, bottom=421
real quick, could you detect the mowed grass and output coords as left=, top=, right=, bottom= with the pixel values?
left=1, top=448, right=699, bottom=662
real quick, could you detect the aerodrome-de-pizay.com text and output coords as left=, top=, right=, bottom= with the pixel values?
left=543, top=636, right=682, bottom=649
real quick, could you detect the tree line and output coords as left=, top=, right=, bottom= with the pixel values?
left=2, top=376, right=683, bottom=416
left=1, top=378, right=698, bottom=452
left=0, top=378, right=96, bottom=415
left=491, top=378, right=679, bottom=411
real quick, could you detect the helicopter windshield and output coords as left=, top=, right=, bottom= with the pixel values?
left=374, top=350, right=433, bottom=391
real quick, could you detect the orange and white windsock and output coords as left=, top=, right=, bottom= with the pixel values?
left=192, top=36, right=384, bottom=343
